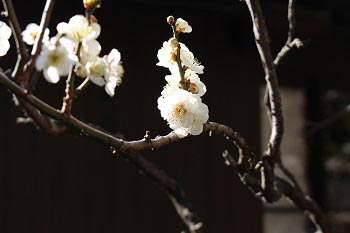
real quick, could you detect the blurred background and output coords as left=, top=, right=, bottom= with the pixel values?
left=0, top=0, right=349, bottom=232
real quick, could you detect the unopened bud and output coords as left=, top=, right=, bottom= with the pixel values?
left=83, top=0, right=101, bottom=10
left=167, top=16, right=175, bottom=25
left=169, top=38, right=178, bottom=48
left=89, top=15, right=98, bottom=23
left=188, top=83, right=199, bottom=94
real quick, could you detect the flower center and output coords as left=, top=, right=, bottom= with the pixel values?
left=47, top=50, right=63, bottom=66
left=174, top=103, right=186, bottom=116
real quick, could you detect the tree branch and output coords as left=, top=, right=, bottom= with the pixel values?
left=2, top=71, right=203, bottom=231
left=222, top=150, right=331, bottom=233
left=245, top=0, right=284, bottom=202
left=123, top=152, right=203, bottom=233
left=26, top=0, right=56, bottom=76
left=1, top=0, right=29, bottom=80
left=0, top=71, right=247, bottom=156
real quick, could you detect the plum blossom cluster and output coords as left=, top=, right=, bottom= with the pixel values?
left=29, top=1, right=123, bottom=97
left=0, top=21, right=12, bottom=57
left=157, top=16, right=209, bottom=137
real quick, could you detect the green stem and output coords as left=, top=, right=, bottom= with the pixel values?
left=171, top=25, right=187, bottom=90
left=75, top=78, right=90, bottom=95
left=62, top=42, right=82, bottom=114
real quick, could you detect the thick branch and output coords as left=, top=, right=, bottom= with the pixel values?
left=0, top=71, right=331, bottom=232
left=3, top=69, right=202, bottom=232
left=0, top=72, right=245, bottom=155
left=17, top=98, right=66, bottom=135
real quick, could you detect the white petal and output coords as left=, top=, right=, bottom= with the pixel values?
left=56, top=22, right=69, bottom=34
left=35, top=54, right=46, bottom=71
left=27, top=23, right=39, bottom=30
left=84, top=39, right=101, bottom=56
left=88, top=23, right=101, bottom=40
left=89, top=74, right=105, bottom=86
left=107, top=49, right=121, bottom=64
left=44, top=67, right=60, bottom=83
left=0, top=38, right=10, bottom=56
left=0, top=21, right=12, bottom=40
left=105, top=79, right=117, bottom=97
left=174, top=128, right=189, bottom=138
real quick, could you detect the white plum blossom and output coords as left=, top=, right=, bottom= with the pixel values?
left=22, top=23, right=49, bottom=45
left=157, top=86, right=209, bottom=137
left=165, top=69, right=206, bottom=96
left=104, top=49, right=124, bottom=97
left=156, top=38, right=177, bottom=68
left=156, top=39, right=204, bottom=74
left=157, top=16, right=209, bottom=136
left=175, top=18, right=192, bottom=33
left=86, top=49, right=124, bottom=97
left=57, top=15, right=101, bottom=42
left=80, top=39, right=101, bottom=64
left=179, top=43, right=204, bottom=74
left=0, top=21, right=12, bottom=56
left=86, top=57, right=107, bottom=86
left=35, top=38, right=78, bottom=83
left=75, top=39, right=101, bottom=78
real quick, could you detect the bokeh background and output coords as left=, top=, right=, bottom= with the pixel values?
left=0, top=0, right=349, bottom=232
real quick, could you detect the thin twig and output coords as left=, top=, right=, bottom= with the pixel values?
left=75, top=78, right=90, bottom=95
left=124, top=152, right=203, bottom=232
left=274, top=38, right=305, bottom=66
left=1, top=0, right=29, bottom=80
left=61, top=42, right=81, bottom=115
left=223, top=150, right=331, bottom=233
left=307, top=104, right=350, bottom=138
left=26, top=0, right=56, bottom=76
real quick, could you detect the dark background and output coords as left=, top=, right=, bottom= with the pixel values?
left=0, top=0, right=349, bottom=232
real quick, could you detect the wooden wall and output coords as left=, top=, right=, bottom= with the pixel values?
left=0, top=1, right=263, bottom=233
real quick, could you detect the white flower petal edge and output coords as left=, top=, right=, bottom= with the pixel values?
left=156, top=39, right=204, bottom=74
left=0, top=21, right=12, bottom=40
left=57, top=15, right=100, bottom=42
left=86, top=49, right=124, bottom=97
left=0, top=38, right=10, bottom=57
left=35, top=38, right=78, bottom=83
left=0, top=21, right=12, bottom=56
left=22, top=23, right=50, bottom=45
left=104, top=49, right=124, bottom=97
left=166, top=69, right=207, bottom=97
left=175, top=18, right=192, bottom=33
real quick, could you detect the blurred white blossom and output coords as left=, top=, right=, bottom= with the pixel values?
left=57, top=15, right=100, bottom=42
left=75, top=39, right=101, bottom=78
left=86, top=49, right=124, bottom=97
left=22, top=23, right=49, bottom=45
left=0, top=21, right=12, bottom=56
left=35, top=38, right=78, bottom=83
